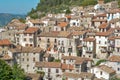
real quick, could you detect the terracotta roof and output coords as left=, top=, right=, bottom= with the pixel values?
left=61, top=64, right=74, bottom=70
left=35, top=62, right=61, bottom=68
left=98, top=23, right=108, bottom=29
left=83, top=38, right=95, bottom=42
left=39, top=31, right=71, bottom=38
left=57, top=22, right=68, bottom=28
left=108, top=55, right=120, bottom=62
left=7, top=19, right=27, bottom=30
left=63, top=72, right=94, bottom=79
left=97, top=13, right=106, bottom=17
left=39, top=31, right=59, bottom=37
left=107, top=9, right=120, bottom=14
left=96, top=32, right=112, bottom=36
left=115, top=36, right=120, bottom=39
left=109, top=18, right=120, bottom=23
left=68, top=27, right=84, bottom=31
left=24, top=27, right=39, bottom=34
left=58, top=31, right=71, bottom=38
left=72, top=31, right=86, bottom=36
left=10, top=47, right=43, bottom=53
left=92, top=19, right=107, bottom=22
left=66, top=15, right=71, bottom=19
left=0, top=39, right=11, bottom=46
left=97, top=65, right=116, bottom=74
left=1, top=54, right=12, bottom=60
left=108, top=36, right=115, bottom=41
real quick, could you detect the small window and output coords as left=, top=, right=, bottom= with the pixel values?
left=48, top=68, right=51, bottom=72
left=56, top=69, right=59, bottom=73
left=99, top=41, right=101, bottom=44
left=27, top=58, right=29, bottom=61
left=33, top=57, right=35, bottom=62
left=24, top=38, right=27, bottom=41
left=100, top=71, right=102, bottom=75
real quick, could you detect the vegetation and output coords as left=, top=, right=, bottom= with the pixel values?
left=95, top=59, right=107, bottom=66
left=54, top=59, right=61, bottom=62
left=28, top=0, right=120, bottom=19
left=0, top=59, right=26, bottom=80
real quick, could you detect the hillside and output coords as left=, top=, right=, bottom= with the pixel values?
left=0, top=13, right=26, bottom=27
left=28, top=0, right=120, bottom=19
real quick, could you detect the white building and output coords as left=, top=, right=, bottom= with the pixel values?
left=91, top=65, right=116, bottom=80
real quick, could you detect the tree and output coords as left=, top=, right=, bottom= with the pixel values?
left=65, top=9, right=71, bottom=14
left=12, top=64, right=26, bottom=80
left=0, top=59, right=26, bottom=80
left=0, top=59, right=13, bottom=80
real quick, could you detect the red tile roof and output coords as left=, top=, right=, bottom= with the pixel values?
left=0, top=39, right=11, bottom=46
left=57, top=22, right=68, bottom=28
left=108, top=55, right=120, bottom=62
left=24, top=27, right=39, bottom=34
left=84, top=38, right=96, bottom=42
left=61, top=64, right=74, bottom=70
left=98, top=23, right=108, bottom=29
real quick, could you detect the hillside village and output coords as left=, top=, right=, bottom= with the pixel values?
left=0, top=0, right=120, bottom=80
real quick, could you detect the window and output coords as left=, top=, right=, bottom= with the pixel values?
left=27, top=58, right=29, bottom=61
left=56, top=69, right=59, bottom=73
left=47, top=39, right=50, bottom=43
left=24, top=38, right=26, bottom=41
left=105, top=41, right=107, bottom=44
left=99, top=41, right=101, bottom=44
left=22, top=58, right=24, bottom=61
left=118, top=68, right=120, bottom=71
left=33, top=57, right=35, bottom=62
left=30, top=44, right=33, bottom=46
left=58, top=41, right=60, bottom=45
left=29, top=38, right=33, bottom=42
left=48, top=68, right=51, bottom=72
left=100, top=71, right=102, bottom=75
left=62, top=41, right=64, bottom=45
left=54, top=39, right=57, bottom=43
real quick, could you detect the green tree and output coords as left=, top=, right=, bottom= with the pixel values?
left=0, top=59, right=13, bottom=80
left=95, top=59, right=106, bottom=66
left=65, top=9, right=71, bottom=14
left=12, top=64, right=25, bottom=80
left=0, top=59, right=26, bottom=80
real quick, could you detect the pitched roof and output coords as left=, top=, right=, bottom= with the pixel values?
left=61, top=64, right=74, bottom=70
left=72, top=31, right=86, bottom=36
left=35, top=62, right=61, bottom=68
left=97, top=13, right=106, bottom=17
left=108, top=55, right=120, bottom=62
left=98, top=23, right=108, bottom=29
left=97, top=65, right=116, bottom=74
left=96, top=32, right=112, bottom=36
left=92, top=19, right=107, bottom=22
left=9, top=47, right=43, bottom=53
left=0, top=39, right=11, bottom=46
left=83, top=38, right=96, bottom=42
left=1, top=54, right=12, bottom=60
left=57, top=22, right=68, bottom=28
left=63, top=72, right=94, bottom=79
left=39, top=31, right=71, bottom=38
left=24, top=27, right=39, bottom=34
